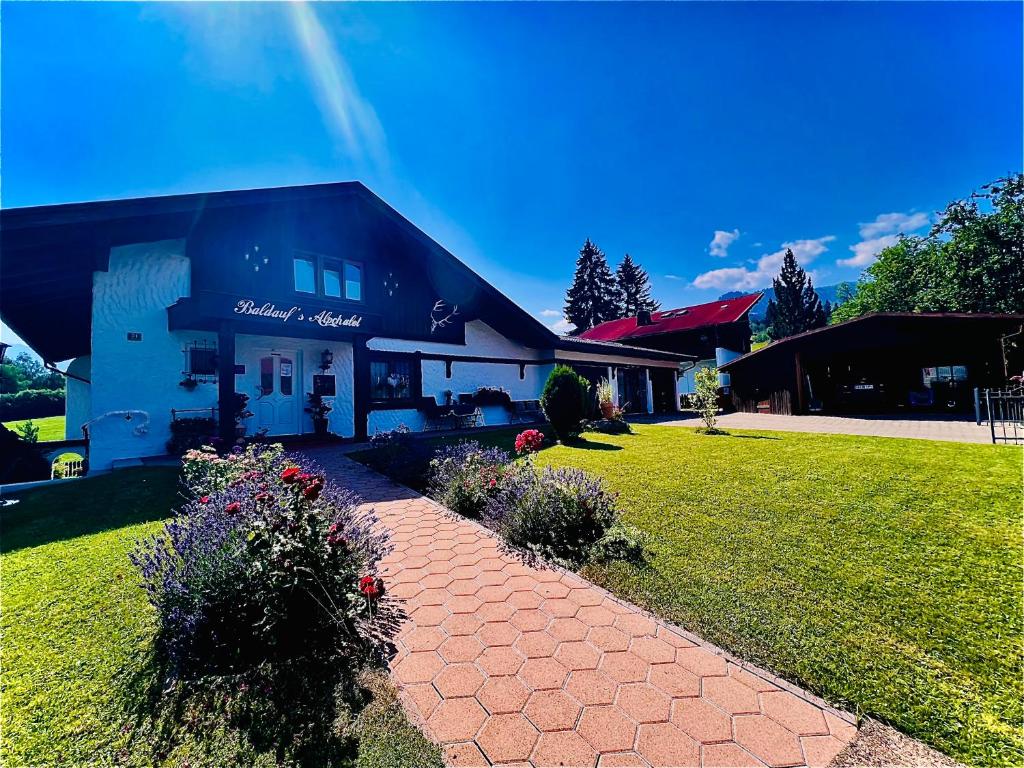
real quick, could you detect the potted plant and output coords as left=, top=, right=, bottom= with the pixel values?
left=306, top=392, right=333, bottom=436
left=233, top=393, right=254, bottom=437
left=596, top=377, right=616, bottom=420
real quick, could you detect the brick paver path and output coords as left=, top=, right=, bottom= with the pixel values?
left=646, top=412, right=993, bottom=444
left=303, top=449, right=858, bottom=768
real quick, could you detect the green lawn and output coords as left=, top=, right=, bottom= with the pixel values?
left=3, top=415, right=66, bottom=442
left=530, top=425, right=1023, bottom=766
left=0, top=468, right=440, bottom=768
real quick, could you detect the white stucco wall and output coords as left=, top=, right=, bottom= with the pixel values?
left=679, top=359, right=716, bottom=396
left=235, top=334, right=354, bottom=438
left=65, top=356, right=92, bottom=440
left=90, top=240, right=218, bottom=470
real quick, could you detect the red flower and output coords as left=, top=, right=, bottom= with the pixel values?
left=255, top=492, right=271, bottom=503
left=302, top=479, right=323, bottom=501
left=359, top=575, right=384, bottom=600
left=281, top=467, right=301, bottom=484
left=225, top=501, right=241, bottom=514
left=514, top=429, right=544, bottom=455
left=489, top=478, right=497, bottom=488
left=199, top=496, right=210, bottom=505
left=297, top=472, right=314, bottom=484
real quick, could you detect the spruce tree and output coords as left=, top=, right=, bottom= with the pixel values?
left=563, top=239, right=620, bottom=333
left=769, top=249, right=827, bottom=339
left=615, top=253, right=661, bottom=317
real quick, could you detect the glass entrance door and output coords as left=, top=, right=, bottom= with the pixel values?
left=253, top=350, right=300, bottom=435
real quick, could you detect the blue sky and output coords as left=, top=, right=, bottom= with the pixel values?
left=2, top=1, right=1021, bottom=345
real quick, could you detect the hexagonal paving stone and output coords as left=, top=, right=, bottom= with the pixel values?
left=477, top=646, right=526, bottom=676
left=446, top=595, right=484, bottom=615
left=541, top=598, right=580, bottom=618
left=548, top=617, right=589, bottom=642
left=588, top=625, right=631, bottom=652
left=670, top=697, right=733, bottom=743
left=534, top=581, right=571, bottom=599
left=401, top=625, right=446, bottom=653
left=426, top=697, right=488, bottom=743
left=411, top=605, right=451, bottom=628
left=515, top=630, right=560, bottom=659
left=554, top=640, right=602, bottom=671
left=532, top=730, right=600, bottom=768
left=434, top=663, right=486, bottom=698
left=824, top=711, right=858, bottom=742
left=614, top=613, right=658, bottom=638
left=477, top=602, right=517, bottom=623
left=518, top=657, right=570, bottom=690
left=417, top=587, right=450, bottom=606
left=509, top=590, right=545, bottom=609
left=597, top=753, right=650, bottom=767
left=565, top=669, right=619, bottom=706
left=438, top=635, right=485, bottom=663
left=448, top=579, right=485, bottom=596
left=477, top=675, right=531, bottom=714
left=702, top=676, right=761, bottom=715
left=630, top=636, right=676, bottom=665
left=524, top=689, right=582, bottom=732
left=648, top=663, right=701, bottom=698
left=476, top=713, right=539, bottom=764
left=675, top=646, right=728, bottom=678
left=616, top=682, right=672, bottom=723
left=421, top=573, right=454, bottom=589
left=599, top=651, right=649, bottom=683
left=759, top=690, right=829, bottom=736
left=635, top=722, right=701, bottom=768
left=393, top=651, right=444, bottom=684
left=729, top=663, right=779, bottom=693
left=477, top=621, right=521, bottom=647
left=733, top=714, right=805, bottom=767
left=449, top=564, right=482, bottom=580
left=442, top=613, right=485, bottom=636
left=511, top=609, right=550, bottom=632
left=701, top=743, right=764, bottom=767
left=476, top=585, right=513, bottom=603
left=577, top=704, right=638, bottom=753
left=443, top=741, right=489, bottom=767
left=577, top=605, right=617, bottom=627
left=402, top=683, right=441, bottom=720
left=476, top=570, right=510, bottom=587
left=506, top=574, right=539, bottom=592
left=801, top=734, right=849, bottom=767
left=567, top=587, right=605, bottom=606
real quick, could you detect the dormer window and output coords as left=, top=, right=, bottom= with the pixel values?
left=293, top=252, right=363, bottom=301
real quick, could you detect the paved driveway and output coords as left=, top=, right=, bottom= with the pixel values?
left=643, top=413, right=994, bottom=444
left=303, top=448, right=858, bottom=768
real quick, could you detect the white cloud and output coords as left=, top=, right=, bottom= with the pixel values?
left=857, top=211, right=930, bottom=239
left=548, top=317, right=574, bottom=335
left=709, top=229, right=740, bottom=258
left=692, top=236, right=836, bottom=291
left=539, top=309, right=561, bottom=318
left=664, top=274, right=684, bottom=281
left=839, top=211, right=930, bottom=268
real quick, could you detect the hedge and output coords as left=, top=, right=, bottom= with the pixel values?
left=0, top=389, right=65, bottom=421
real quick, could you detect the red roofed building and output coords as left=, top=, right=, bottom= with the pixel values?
left=579, top=293, right=762, bottom=396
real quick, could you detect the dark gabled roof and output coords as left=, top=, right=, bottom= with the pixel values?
left=556, top=334, right=692, bottom=362
left=579, top=292, right=762, bottom=343
left=1, top=182, right=559, bottom=360
left=720, top=311, right=1024, bottom=371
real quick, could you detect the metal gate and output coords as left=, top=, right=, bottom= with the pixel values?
left=977, top=386, right=1024, bottom=444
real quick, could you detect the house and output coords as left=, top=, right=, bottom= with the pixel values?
left=0, top=182, right=690, bottom=472
left=579, top=293, right=762, bottom=397
left=720, top=312, right=1024, bottom=415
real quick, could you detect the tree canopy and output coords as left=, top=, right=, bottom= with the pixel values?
left=833, top=174, right=1024, bottom=322
left=764, top=249, right=827, bottom=339
left=615, top=253, right=660, bottom=317
left=563, top=239, right=620, bottom=334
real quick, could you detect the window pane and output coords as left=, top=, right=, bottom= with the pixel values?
left=280, top=357, right=293, bottom=396
left=323, top=268, right=342, bottom=298
left=189, top=348, right=218, bottom=376
left=371, top=358, right=412, bottom=400
left=260, top=356, right=274, bottom=396
left=344, top=262, right=362, bottom=301
left=294, top=258, right=315, bottom=293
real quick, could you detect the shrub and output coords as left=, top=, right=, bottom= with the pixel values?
left=131, top=444, right=395, bottom=765
left=363, top=425, right=432, bottom=490
left=15, top=419, right=39, bottom=444
left=692, top=366, right=721, bottom=433
left=427, top=441, right=511, bottom=518
left=514, top=429, right=544, bottom=455
left=0, top=388, right=64, bottom=421
left=540, top=365, right=589, bottom=443
left=471, top=386, right=512, bottom=407
left=485, top=464, right=626, bottom=568
left=166, top=416, right=217, bottom=456
left=0, top=424, right=49, bottom=483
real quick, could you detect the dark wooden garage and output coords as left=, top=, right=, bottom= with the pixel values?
left=721, top=313, right=1024, bottom=415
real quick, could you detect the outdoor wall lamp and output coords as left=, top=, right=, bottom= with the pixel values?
left=320, top=349, right=334, bottom=371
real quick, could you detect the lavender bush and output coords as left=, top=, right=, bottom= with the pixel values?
left=131, top=444, right=397, bottom=764
left=484, top=464, right=641, bottom=567
left=427, top=441, right=511, bottom=518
